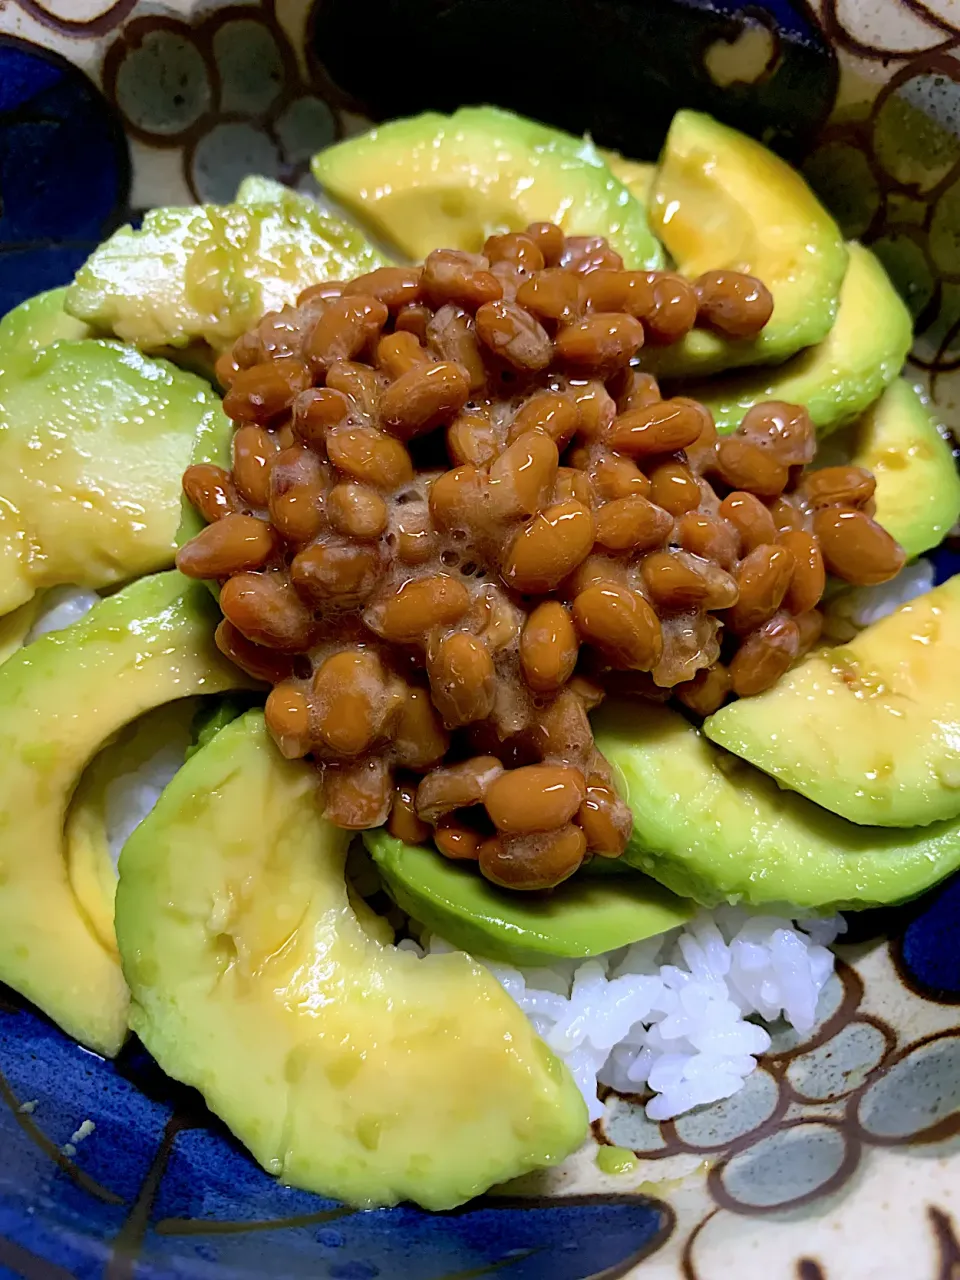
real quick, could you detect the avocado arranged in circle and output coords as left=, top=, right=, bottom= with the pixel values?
left=0, top=338, right=230, bottom=617
left=66, top=185, right=388, bottom=352
left=845, top=379, right=960, bottom=559
left=596, top=701, right=960, bottom=911
left=704, top=575, right=960, bottom=828
left=0, top=572, right=253, bottom=1057
left=646, top=111, right=847, bottom=378
left=364, top=830, right=692, bottom=965
left=696, top=243, right=912, bottom=435
left=312, top=106, right=664, bottom=269
left=116, top=713, right=587, bottom=1210
left=0, top=287, right=92, bottom=369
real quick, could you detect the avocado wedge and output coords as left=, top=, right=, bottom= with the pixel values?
left=364, top=829, right=692, bottom=965
left=312, top=106, right=664, bottom=269
left=116, top=712, right=587, bottom=1209
left=0, top=572, right=253, bottom=1057
left=66, top=187, right=387, bottom=352
left=846, top=379, right=960, bottom=558
left=0, top=287, right=92, bottom=369
left=598, top=150, right=656, bottom=205
left=704, top=575, right=960, bottom=828
left=646, top=110, right=847, bottom=378
left=0, top=338, right=231, bottom=617
left=597, top=701, right=960, bottom=911
left=696, top=243, right=912, bottom=435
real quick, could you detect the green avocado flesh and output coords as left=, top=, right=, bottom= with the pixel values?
left=847, top=379, right=960, bottom=559
left=704, top=575, right=960, bottom=828
left=0, top=571, right=253, bottom=1057
left=695, top=243, right=912, bottom=435
left=0, top=288, right=92, bottom=367
left=66, top=187, right=388, bottom=352
left=0, top=338, right=230, bottom=617
left=596, top=701, right=960, bottom=911
left=599, top=150, right=656, bottom=205
left=364, top=830, right=692, bottom=965
left=646, top=111, right=847, bottom=378
left=312, top=106, right=664, bottom=269
left=116, top=713, right=587, bottom=1210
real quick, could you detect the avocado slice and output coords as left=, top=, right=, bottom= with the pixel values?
left=0, top=288, right=93, bottom=369
left=116, top=712, right=587, bottom=1209
left=596, top=701, right=960, bottom=911
left=364, top=830, right=692, bottom=965
left=646, top=111, right=847, bottom=378
left=598, top=150, right=656, bottom=205
left=312, top=106, right=664, bottom=269
left=696, top=243, right=912, bottom=435
left=847, top=379, right=960, bottom=559
left=65, top=188, right=388, bottom=352
left=0, top=571, right=253, bottom=1057
left=704, top=574, right=960, bottom=828
left=64, top=700, right=199, bottom=960
left=0, top=339, right=229, bottom=616
left=0, top=596, right=43, bottom=666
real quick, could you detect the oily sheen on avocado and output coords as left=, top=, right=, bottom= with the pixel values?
left=705, top=575, right=960, bottom=828
left=597, top=701, right=960, bottom=910
left=0, top=334, right=231, bottom=617
left=312, top=106, right=664, bottom=270
left=0, top=572, right=251, bottom=1057
left=116, top=713, right=587, bottom=1211
left=3, top=96, right=959, bottom=1214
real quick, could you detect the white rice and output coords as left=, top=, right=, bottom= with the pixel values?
left=103, top=727, right=191, bottom=869
left=822, top=558, right=934, bottom=640
left=403, top=910, right=844, bottom=1122
left=25, top=585, right=100, bottom=643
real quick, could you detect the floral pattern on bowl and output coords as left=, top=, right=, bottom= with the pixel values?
left=1, top=2, right=960, bottom=1277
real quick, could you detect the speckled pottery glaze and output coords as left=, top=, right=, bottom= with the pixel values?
left=2, top=2, right=960, bottom=1277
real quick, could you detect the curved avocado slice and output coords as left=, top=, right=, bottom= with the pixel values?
left=696, top=243, right=912, bottom=435
left=364, top=830, right=692, bottom=965
left=65, top=700, right=200, bottom=958
left=116, top=712, right=587, bottom=1210
left=704, top=575, right=960, bottom=828
left=312, top=106, right=664, bottom=270
left=596, top=701, right=960, bottom=911
left=599, top=150, right=656, bottom=205
left=0, top=572, right=254, bottom=1057
left=0, top=595, right=43, bottom=666
left=646, top=111, right=847, bottom=378
left=0, top=339, right=230, bottom=616
left=66, top=188, right=387, bottom=352
left=0, top=288, right=93, bottom=368
left=847, top=379, right=960, bottom=559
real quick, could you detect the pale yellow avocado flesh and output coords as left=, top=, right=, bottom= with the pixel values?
left=0, top=340, right=229, bottom=617
left=0, top=572, right=253, bottom=1057
left=312, top=107, right=664, bottom=269
left=696, top=243, right=912, bottom=435
left=849, top=379, right=960, bottom=559
left=65, top=700, right=200, bottom=958
left=0, top=287, right=92, bottom=367
left=646, top=111, right=847, bottom=377
left=598, top=150, right=657, bottom=205
left=66, top=190, right=388, bottom=352
left=597, top=702, right=960, bottom=911
left=705, top=575, right=960, bottom=828
left=116, top=712, right=588, bottom=1210
left=0, top=595, right=43, bottom=666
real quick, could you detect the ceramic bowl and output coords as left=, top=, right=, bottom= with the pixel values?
left=2, top=2, right=960, bottom=1276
